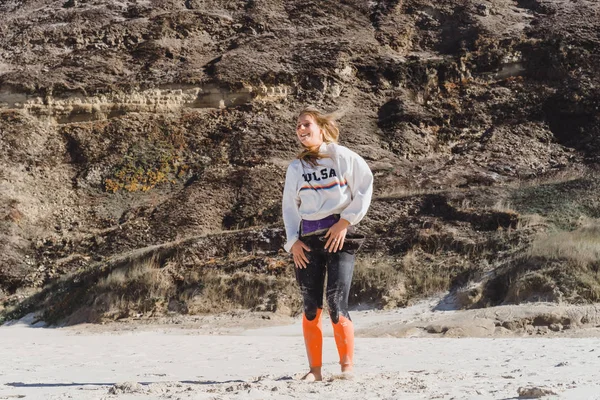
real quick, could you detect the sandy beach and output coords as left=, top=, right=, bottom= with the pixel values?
left=3, top=299, right=600, bottom=400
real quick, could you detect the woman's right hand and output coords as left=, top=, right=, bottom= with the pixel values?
left=291, top=240, right=311, bottom=269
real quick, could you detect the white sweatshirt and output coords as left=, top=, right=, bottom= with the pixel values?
left=282, top=142, right=373, bottom=252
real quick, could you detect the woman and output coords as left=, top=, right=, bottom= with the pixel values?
left=282, top=107, right=373, bottom=381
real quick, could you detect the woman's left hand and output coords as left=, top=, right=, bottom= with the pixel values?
left=324, top=218, right=351, bottom=253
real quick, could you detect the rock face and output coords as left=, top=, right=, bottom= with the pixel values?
left=1, top=0, right=600, bottom=323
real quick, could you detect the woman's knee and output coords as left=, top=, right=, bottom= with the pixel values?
left=300, top=287, right=323, bottom=321
left=326, top=296, right=349, bottom=324
left=304, top=305, right=320, bottom=321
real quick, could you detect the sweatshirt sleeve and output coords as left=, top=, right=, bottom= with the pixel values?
left=340, top=149, right=373, bottom=226
left=282, top=163, right=302, bottom=252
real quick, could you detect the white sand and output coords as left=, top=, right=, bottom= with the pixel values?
left=2, top=306, right=600, bottom=400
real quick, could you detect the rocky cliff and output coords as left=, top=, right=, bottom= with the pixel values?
left=1, top=0, right=599, bottom=324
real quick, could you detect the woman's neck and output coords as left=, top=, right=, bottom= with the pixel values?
left=308, top=142, right=325, bottom=152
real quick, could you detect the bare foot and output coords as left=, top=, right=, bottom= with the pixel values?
left=300, top=370, right=322, bottom=382
left=339, top=365, right=354, bottom=380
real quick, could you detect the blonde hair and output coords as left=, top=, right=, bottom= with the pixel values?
left=297, top=107, right=340, bottom=167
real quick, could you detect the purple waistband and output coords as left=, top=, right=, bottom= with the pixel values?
left=301, top=215, right=340, bottom=236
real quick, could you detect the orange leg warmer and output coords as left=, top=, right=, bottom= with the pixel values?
left=302, top=309, right=323, bottom=368
left=332, top=316, right=354, bottom=367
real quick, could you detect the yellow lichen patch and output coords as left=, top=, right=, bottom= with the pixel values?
left=103, top=124, right=190, bottom=193
left=104, top=156, right=189, bottom=193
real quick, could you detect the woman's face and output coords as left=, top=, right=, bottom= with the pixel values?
left=296, top=114, right=323, bottom=149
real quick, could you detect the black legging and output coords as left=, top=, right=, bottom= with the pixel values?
left=295, top=235, right=355, bottom=324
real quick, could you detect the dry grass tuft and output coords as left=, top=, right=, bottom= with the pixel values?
left=529, top=222, right=600, bottom=267
left=515, top=168, right=586, bottom=190
left=492, top=199, right=517, bottom=213
left=53, top=253, right=302, bottom=324
left=92, top=256, right=177, bottom=318
left=350, top=250, right=456, bottom=309
left=183, top=271, right=274, bottom=313
left=351, top=254, right=407, bottom=309
left=481, top=218, right=600, bottom=306
left=516, top=213, right=547, bottom=229
left=402, top=250, right=453, bottom=298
